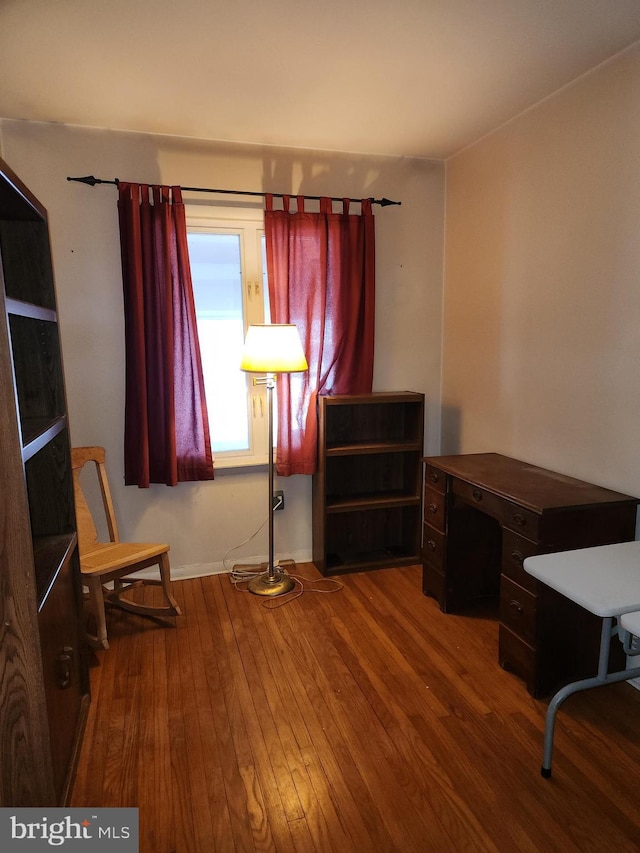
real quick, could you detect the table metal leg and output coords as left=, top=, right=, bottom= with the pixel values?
left=541, top=616, right=640, bottom=777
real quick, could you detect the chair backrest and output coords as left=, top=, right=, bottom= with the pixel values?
left=71, top=446, right=120, bottom=554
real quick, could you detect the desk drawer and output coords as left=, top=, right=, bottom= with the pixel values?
left=425, top=464, right=446, bottom=494
left=422, top=524, right=444, bottom=567
left=424, top=488, right=446, bottom=533
left=500, top=576, right=537, bottom=647
left=501, top=530, right=539, bottom=594
left=452, top=479, right=540, bottom=539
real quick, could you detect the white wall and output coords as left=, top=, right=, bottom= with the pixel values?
left=0, top=121, right=444, bottom=572
left=443, top=43, right=640, bottom=500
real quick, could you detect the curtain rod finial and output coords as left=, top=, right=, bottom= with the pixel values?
left=67, top=175, right=119, bottom=187
left=67, top=175, right=100, bottom=186
left=377, top=197, right=401, bottom=207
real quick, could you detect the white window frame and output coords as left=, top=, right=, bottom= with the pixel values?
left=186, top=202, right=270, bottom=470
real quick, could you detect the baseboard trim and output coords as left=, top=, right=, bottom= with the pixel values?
left=131, top=550, right=313, bottom=581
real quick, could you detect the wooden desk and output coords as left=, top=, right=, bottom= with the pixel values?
left=421, top=453, right=638, bottom=697
left=524, top=542, right=640, bottom=776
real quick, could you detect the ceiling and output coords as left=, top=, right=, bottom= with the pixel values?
left=2, top=0, right=640, bottom=160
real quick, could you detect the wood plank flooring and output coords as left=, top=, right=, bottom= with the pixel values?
left=71, top=564, right=640, bottom=852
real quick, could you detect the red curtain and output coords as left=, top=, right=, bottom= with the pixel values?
left=265, top=195, right=375, bottom=476
left=117, top=183, right=214, bottom=486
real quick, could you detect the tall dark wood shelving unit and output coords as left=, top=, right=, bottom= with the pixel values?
left=312, top=392, right=425, bottom=575
left=0, top=158, right=89, bottom=806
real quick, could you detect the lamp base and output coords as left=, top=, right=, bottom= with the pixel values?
left=248, top=569, right=295, bottom=597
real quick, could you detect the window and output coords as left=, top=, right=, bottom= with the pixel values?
left=186, top=205, right=271, bottom=468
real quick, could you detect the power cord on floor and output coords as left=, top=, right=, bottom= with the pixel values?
left=227, top=550, right=343, bottom=608
left=222, top=514, right=343, bottom=607
left=262, top=568, right=343, bottom=609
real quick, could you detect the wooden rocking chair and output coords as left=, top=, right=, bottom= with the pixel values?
left=71, top=446, right=181, bottom=649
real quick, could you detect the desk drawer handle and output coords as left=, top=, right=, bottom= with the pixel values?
left=428, top=503, right=438, bottom=515
left=508, top=600, right=523, bottom=615
left=429, top=472, right=440, bottom=484
left=512, top=513, right=527, bottom=527
left=472, top=489, right=483, bottom=502
left=511, top=550, right=524, bottom=566
left=426, top=539, right=436, bottom=551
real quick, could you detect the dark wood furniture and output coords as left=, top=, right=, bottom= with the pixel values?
left=421, top=452, right=638, bottom=697
left=313, top=392, right=424, bottom=575
left=0, top=157, right=89, bottom=805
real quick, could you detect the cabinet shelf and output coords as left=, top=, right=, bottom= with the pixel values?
left=313, top=392, right=424, bottom=575
left=327, top=492, right=421, bottom=512
left=326, top=545, right=418, bottom=574
left=326, top=439, right=421, bottom=456
left=22, top=416, right=66, bottom=462
left=34, top=532, right=78, bottom=608
left=6, top=296, right=57, bottom=322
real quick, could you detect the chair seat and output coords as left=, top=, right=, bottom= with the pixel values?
left=80, top=542, right=170, bottom=575
left=72, top=445, right=180, bottom=649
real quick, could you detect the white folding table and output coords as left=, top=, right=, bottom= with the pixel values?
left=524, top=540, right=640, bottom=777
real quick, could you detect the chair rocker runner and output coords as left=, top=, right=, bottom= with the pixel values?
left=71, top=446, right=181, bottom=649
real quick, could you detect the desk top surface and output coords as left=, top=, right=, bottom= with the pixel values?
left=424, top=453, right=638, bottom=513
left=524, top=540, right=640, bottom=616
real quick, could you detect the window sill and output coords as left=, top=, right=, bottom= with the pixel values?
left=213, top=455, right=270, bottom=474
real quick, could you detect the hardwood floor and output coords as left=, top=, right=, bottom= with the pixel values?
left=71, top=564, right=640, bottom=852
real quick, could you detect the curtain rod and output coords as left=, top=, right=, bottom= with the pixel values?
left=66, top=175, right=401, bottom=207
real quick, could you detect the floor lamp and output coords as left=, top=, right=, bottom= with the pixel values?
left=240, top=324, right=308, bottom=596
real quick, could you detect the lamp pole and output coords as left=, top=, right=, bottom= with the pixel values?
left=266, top=373, right=276, bottom=579
left=247, top=372, right=295, bottom=596
left=239, top=324, right=308, bottom=597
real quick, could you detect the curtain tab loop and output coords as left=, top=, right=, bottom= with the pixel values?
left=282, top=194, right=291, bottom=213
left=342, top=198, right=350, bottom=214
left=117, top=181, right=137, bottom=203
left=361, top=198, right=373, bottom=215
left=320, top=197, right=332, bottom=215
left=265, top=193, right=274, bottom=211
left=155, top=185, right=168, bottom=204
left=296, top=195, right=305, bottom=214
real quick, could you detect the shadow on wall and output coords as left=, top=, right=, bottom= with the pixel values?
left=440, top=405, right=462, bottom=455
left=260, top=149, right=392, bottom=210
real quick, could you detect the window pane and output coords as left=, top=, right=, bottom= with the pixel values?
left=188, top=232, right=249, bottom=453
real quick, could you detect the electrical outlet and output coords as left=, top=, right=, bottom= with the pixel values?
left=273, top=490, right=284, bottom=511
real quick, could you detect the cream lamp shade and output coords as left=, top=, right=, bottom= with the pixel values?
left=240, top=324, right=308, bottom=374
